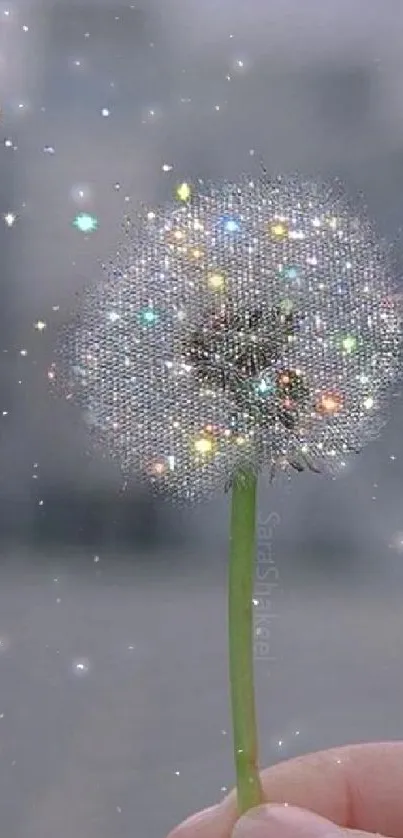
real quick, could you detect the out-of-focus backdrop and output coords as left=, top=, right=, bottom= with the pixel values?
left=1, top=2, right=403, bottom=836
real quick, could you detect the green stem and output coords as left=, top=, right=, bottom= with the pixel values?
left=229, top=470, right=263, bottom=815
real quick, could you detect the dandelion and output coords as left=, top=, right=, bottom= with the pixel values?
left=54, top=173, right=401, bottom=814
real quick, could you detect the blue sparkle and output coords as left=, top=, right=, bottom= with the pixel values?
left=138, top=307, right=160, bottom=326
left=222, top=217, right=241, bottom=233
left=253, top=377, right=275, bottom=397
left=279, top=265, right=299, bottom=281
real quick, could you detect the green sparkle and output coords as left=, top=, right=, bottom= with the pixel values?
left=280, top=298, right=294, bottom=315
left=73, top=213, right=98, bottom=233
left=341, top=334, right=357, bottom=354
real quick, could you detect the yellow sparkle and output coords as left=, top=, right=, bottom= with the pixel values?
left=208, top=272, right=225, bottom=291
left=191, top=247, right=204, bottom=260
left=194, top=436, right=215, bottom=455
left=173, top=229, right=184, bottom=241
left=270, top=221, right=288, bottom=238
left=176, top=182, right=191, bottom=202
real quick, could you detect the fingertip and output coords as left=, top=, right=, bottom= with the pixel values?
left=166, top=805, right=224, bottom=837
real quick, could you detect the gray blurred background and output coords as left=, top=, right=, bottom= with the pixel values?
left=1, top=1, right=403, bottom=836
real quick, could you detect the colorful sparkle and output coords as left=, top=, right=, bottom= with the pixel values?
left=176, top=183, right=191, bottom=202
left=73, top=213, right=98, bottom=233
left=316, top=391, right=344, bottom=416
left=138, top=308, right=159, bottom=326
left=270, top=221, right=288, bottom=238
left=341, top=335, right=358, bottom=354
left=207, top=273, right=226, bottom=291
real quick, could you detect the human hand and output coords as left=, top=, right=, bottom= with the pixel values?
left=167, top=741, right=403, bottom=837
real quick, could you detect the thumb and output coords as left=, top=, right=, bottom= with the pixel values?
left=232, top=804, right=389, bottom=838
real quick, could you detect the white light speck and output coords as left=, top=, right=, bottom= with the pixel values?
left=22, top=24, right=29, bottom=31
left=20, top=349, right=27, bottom=357
left=94, top=555, right=100, bottom=563
left=73, top=658, right=90, bottom=675
left=101, top=108, right=110, bottom=117
left=34, top=320, right=47, bottom=331
left=38, top=500, right=44, bottom=506
left=4, top=212, right=16, bottom=227
left=214, top=104, right=220, bottom=111
left=221, top=786, right=228, bottom=793
left=278, top=740, right=283, bottom=748
left=43, top=146, right=55, bottom=154
left=174, top=770, right=180, bottom=776
left=128, top=645, right=135, bottom=651
left=162, top=164, right=173, bottom=172
left=390, top=455, right=397, bottom=461
left=116, top=807, right=122, bottom=814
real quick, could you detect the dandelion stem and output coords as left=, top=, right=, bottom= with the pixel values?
left=228, top=470, right=263, bottom=815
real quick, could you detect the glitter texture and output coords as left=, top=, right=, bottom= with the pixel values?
left=54, top=175, right=401, bottom=503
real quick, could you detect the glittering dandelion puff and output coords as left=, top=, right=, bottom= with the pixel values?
left=53, top=174, right=402, bottom=816
left=54, top=175, right=401, bottom=503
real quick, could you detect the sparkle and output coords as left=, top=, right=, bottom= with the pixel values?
left=72, top=658, right=90, bottom=675
left=207, top=273, right=226, bottom=291
left=176, top=182, right=191, bottom=202
left=341, top=334, right=357, bottom=354
left=34, top=320, right=47, bottom=332
left=3, top=212, right=16, bottom=227
left=270, top=221, right=288, bottom=238
left=73, top=213, right=98, bottom=233
left=316, top=391, right=344, bottom=416
left=194, top=435, right=216, bottom=456
left=279, top=265, right=299, bottom=281
left=139, top=307, right=159, bottom=326
left=223, top=218, right=240, bottom=232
